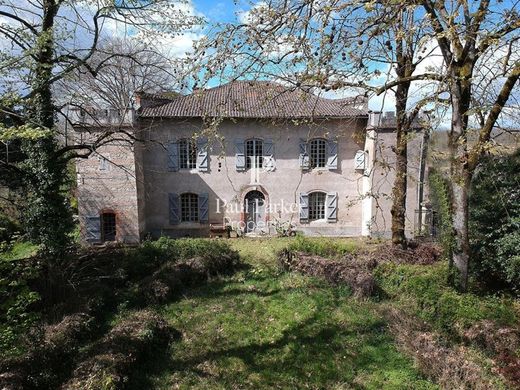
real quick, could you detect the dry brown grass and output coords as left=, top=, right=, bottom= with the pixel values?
left=63, top=310, right=176, bottom=390
left=384, top=307, right=505, bottom=390
left=278, top=250, right=376, bottom=297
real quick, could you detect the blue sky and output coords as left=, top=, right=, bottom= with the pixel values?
left=193, top=0, right=242, bottom=23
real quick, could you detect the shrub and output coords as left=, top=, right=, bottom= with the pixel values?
left=0, top=213, right=19, bottom=245
left=127, top=237, right=238, bottom=278
left=0, top=258, right=41, bottom=357
left=470, top=150, right=520, bottom=293
left=428, top=169, right=454, bottom=262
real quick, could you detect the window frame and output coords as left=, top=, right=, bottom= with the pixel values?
left=245, top=138, right=263, bottom=169
left=180, top=193, right=199, bottom=222
left=309, top=138, right=327, bottom=169
left=308, top=191, right=326, bottom=221
left=179, top=138, right=197, bottom=169
left=100, top=212, right=116, bottom=242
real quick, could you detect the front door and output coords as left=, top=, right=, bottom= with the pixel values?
left=245, top=190, right=265, bottom=233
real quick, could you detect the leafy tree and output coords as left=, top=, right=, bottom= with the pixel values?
left=470, top=150, right=520, bottom=293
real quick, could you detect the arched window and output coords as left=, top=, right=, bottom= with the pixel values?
left=101, top=212, right=116, bottom=241
left=309, top=138, right=327, bottom=168
left=179, top=139, right=197, bottom=169
left=308, top=192, right=326, bottom=221
left=245, top=138, right=263, bottom=169
left=180, top=193, right=199, bottom=222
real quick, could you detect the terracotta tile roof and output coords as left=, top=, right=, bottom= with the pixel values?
left=139, top=81, right=368, bottom=119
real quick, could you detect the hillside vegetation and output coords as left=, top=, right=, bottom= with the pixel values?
left=2, top=236, right=518, bottom=389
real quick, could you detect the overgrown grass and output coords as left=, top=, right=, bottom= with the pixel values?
left=375, top=262, right=519, bottom=335
left=287, top=235, right=366, bottom=258
left=133, top=238, right=437, bottom=389
left=0, top=241, right=38, bottom=261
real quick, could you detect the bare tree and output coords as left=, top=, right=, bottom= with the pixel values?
left=194, top=0, right=443, bottom=247
left=0, top=0, right=200, bottom=255
left=57, top=36, right=182, bottom=113
left=419, top=0, right=520, bottom=289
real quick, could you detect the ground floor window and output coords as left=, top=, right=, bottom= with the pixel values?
left=101, top=212, right=116, bottom=241
left=309, top=192, right=326, bottom=221
left=181, top=193, right=199, bottom=222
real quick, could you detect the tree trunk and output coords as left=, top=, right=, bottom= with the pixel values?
left=449, top=70, right=473, bottom=290
left=451, top=162, right=471, bottom=290
left=390, top=81, right=410, bottom=248
left=22, top=0, right=73, bottom=257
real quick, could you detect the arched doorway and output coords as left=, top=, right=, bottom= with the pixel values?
left=244, top=190, right=265, bottom=233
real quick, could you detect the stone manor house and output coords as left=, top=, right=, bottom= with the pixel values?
left=72, top=81, right=428, bottom=243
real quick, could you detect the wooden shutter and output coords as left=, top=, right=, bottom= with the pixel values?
left=299, top=139, right=310, bottom=170
left=85, top=216, right=101, bottom=242
left=354, top=150, right=366, bottom=170
left=198, top=193, right=209, bottom=223
left=263, top=138, right=275, bottom=171
left=197, top=137, right=209, bottom=172
left=327, top=139, right=338, bottom=170
left=326, top=192, right=338, bottom=222
left=299, top=192, right=309, bottom=222
left=168, top=141, right=179, bottom=172
left=169, top=193, right=180, bottom=225
left=235, top=138, right=245, bottom=171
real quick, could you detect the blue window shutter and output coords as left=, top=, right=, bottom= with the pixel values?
left=198, top=193, right=209, bottom=223
left=327, top=139, right=338, bottom=170
left=326, top=192, right=338, bottom=222
left=85, top=216, right=101, bottom=242
left=197, top=137, right=209, bottom=172
left=299, top=139, right=310, bottom=170
left=235, top=138, right=245, bottom=171
left=169, top=193, right=180, bottom=225
left=299, top=192, right=309, bottom=222
left=263, top=138, right=275, bottom=171
left=168, top=141, right=179, bottom=172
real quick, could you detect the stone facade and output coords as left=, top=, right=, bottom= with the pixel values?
left=138, top=117, right=369, bottom=238
left=73, top=83, right=428, bottom=243
left=75, top=130, right=142, bottom=243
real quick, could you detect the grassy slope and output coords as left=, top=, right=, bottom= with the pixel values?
left=142, top=238, right=436, bottom=389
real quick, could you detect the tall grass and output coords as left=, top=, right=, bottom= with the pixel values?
left=287, top=235, right=361, bottom=258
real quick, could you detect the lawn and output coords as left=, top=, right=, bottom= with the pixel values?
left=136, top=238, right=437, bottom=389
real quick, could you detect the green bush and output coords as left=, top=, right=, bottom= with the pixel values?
left=428, top=169, right=454, bottom=262
left=0, top=258, right=41, bottom=357
left=0, top=213, right=19, bottom=245
left=124, top=237, right=239, bottom=278
left=287, top=235, right=359, bottom=258
left=470, top=150, right=520, bottom=293
left=375, top=262, right=517, bottom=335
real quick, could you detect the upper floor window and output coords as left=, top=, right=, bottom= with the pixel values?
left=245, top=138, right=263, bottom=169
left=180, top=193, right=199, bottom=222
left=179, top=139, right=197, bottom=169
left=309, top=138, right=327, bottom=168
left=309, top=191, right=326, bottom=221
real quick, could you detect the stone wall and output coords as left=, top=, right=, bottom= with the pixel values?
left=75, top=131, right=141, bottom=243
left=138, top=117, right=369, bottom=237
